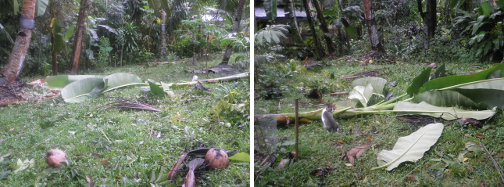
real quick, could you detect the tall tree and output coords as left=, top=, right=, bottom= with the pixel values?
left=70, top=0, right=88, bottom=74
left=1, top=0, right=37, bottom=83
left=302, top=0, right=325, bottom=60
left=220, top=0, right=246, bottom=65
left=417, top=0, right=436, bottom=49
left=160, top=10, right=167, bottom=57
left=363, top=0, right=386, bottom=54
left=312, top=0, right=336, bottom=54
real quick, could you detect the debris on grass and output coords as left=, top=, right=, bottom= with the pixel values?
left=480, top=141, right=504, bottom=183
left=106, top=98, right=162, bottom=112
left=309, top=167, right=336, bottom=176
left=344, top=144, right=371, bottom=164
left=338, top=68, right=387, bottom=80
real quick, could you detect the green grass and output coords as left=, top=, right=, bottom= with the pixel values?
left=0, top=53, right=250, bottom=186
left=255, top=59, right=504, bottom=186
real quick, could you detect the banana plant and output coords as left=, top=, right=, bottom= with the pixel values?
left=256, top=64, right=504, bottom=126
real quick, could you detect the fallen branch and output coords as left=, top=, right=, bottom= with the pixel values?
left=480, top=141, right=504, bottom=183
left=330, top=91, right=349, bottom=95
left=338, top=68, right=387, bottom=80
left=170, top=72, right=249, bottom=88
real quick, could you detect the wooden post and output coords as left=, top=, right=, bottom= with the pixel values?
left=295, top=99, right=299, bottom=162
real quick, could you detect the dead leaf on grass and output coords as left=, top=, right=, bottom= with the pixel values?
left=407, top=175, right=418, bottom=182
left=309, top=167, right=335, bottom=176
left=346, top=144, right=371, bottom=164
left=476, top=133, right=485, bottom=138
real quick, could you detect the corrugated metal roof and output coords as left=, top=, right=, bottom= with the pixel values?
left=254, top=7, right=307, bottom=18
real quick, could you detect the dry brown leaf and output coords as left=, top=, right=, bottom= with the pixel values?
left=476, top=133, right=485, bottom=138
left=407, top=175, right=418, bottom=182
left=346, top=144, right=371, bottom=164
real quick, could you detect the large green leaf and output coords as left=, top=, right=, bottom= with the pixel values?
left=411, top=90, right=483, bottom=108
left=348, top=83, right=374, bottom=107
left=372, top=123, right=444, bottom=171
left=64, top=25, right=75, bottom=42
left=61, top=77, right=104, bottom=103
left=35, top=0, right=49, bottom=16
left=46, top=75, right=104, bottom=89
left=481, top=1, right=491, bottom=17
left=393, top=101, right=496, bottom=120
left=450, top=0, right=466, bottom=9
left=352, top=77, right=387, bottom=97
left=264, top=0, right=277, bottom=21
left=433, top=77, right=504, bottom=108
left=431, top=64, right=446, bottom=80
left=148, top=81, right=166, bottom=96
left=418, top=64, right=504, bottom=93
left=50, top=18, right=64, bottom=53
left=407, top=67, right=431, bottom=95
left=101, top=73, right=144, bottom=93
left=229, top=152, right=250, bottom=162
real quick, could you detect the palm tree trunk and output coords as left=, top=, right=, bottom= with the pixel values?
left=363, top=0, right=386, bottom=54
left=302, top=0, right=325, bottom=60
left=1, top=0, right=36, bottom=82
left=312, top=0, right=336, bottom=54
left=160, top=10, right=167, bottom=57
left=70, top=0, right=88, bottom=74
left=220, top=0, right=246, bottom=65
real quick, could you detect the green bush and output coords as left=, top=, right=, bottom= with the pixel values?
left=455, top=0, right=504, bottom=62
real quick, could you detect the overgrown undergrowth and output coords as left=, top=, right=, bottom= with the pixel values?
left=255, top=59, right=503, bottom=186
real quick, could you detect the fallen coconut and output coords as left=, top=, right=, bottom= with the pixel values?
left=205, top=148, right=229, bottom=169
left=46, top=149, right=69, bottom=167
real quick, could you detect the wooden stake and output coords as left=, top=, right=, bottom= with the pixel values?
left=295, top=99, right=299, bottom=162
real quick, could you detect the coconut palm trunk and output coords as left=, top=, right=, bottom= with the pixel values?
left=1, top=0, right=36, bottom=83
left=160, top=10, right=167, bottom=57
left=220, top=0, right=246, bottom=65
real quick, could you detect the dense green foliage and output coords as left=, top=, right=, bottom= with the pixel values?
left=0, top=0, right=249, bottom=76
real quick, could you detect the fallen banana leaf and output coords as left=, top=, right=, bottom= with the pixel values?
left=372, top=123, right=444, bottom=171
left=418, top=64, right=504, bottom=93
left=61, top=77, right=104, bottom=103
left=101, top=73, right=144, bottom=93
left=351, top=77, right=387, bottom=97
left=51, top=73, right=146, bottom=103
left=46, top=75, right=104, bottom=89
left=392, top=101, right=496, bottom=120
left=348, top=83, right=374, bottom=107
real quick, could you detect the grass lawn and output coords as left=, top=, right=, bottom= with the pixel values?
left=254, top=59, right=504, bottom=186
left=0, top=53, right=250, bottom=186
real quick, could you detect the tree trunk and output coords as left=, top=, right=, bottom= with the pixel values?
left=220, top=0, right=246, bottom=65
left=417, top=0, right=437, bottom=50
left=363, top=0, right=386, bottom=54
left=197, top=24, right=202, bottom=60
left=52, top=48, right=58, bottom=75
left=312, top=0, right=336, bottom=54
left=70, top=0, right=88, bottom=74
left=302, top=0, right=325, bottom=60
left=160, top=10, right=167, bottom=57
left=50, top=1, right=57, bottom=75
left=285, top=0, right=303, bottom=42
left=1, top=0, right=36, bottom=83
